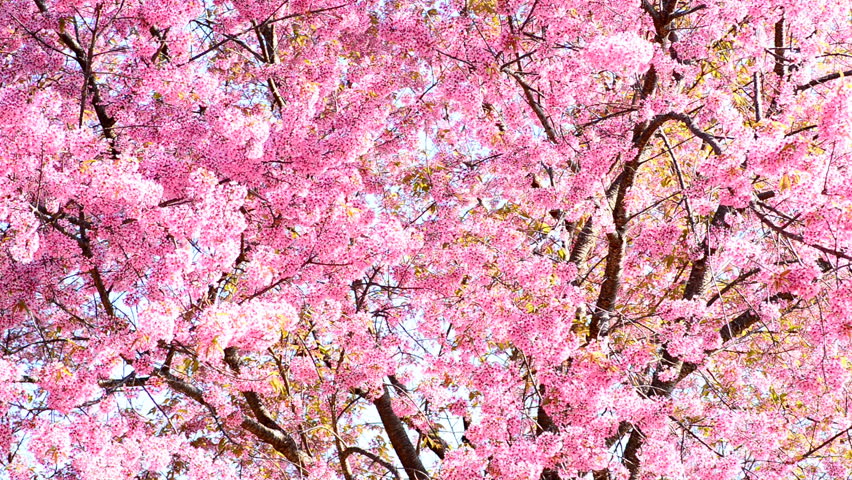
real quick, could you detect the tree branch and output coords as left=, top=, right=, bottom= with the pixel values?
left=342, top=447, right=401, bottom=480
left=241, top=417, right=312, bottom=474
left=372, top=386, right=429, bottom=480
left=751, top=205, right=852, bottom=261
left=509, top=72, right=560, bottom=144
left=796, top=69, right=852, bottom=93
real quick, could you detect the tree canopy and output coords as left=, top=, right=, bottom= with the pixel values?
left=2, top=0, right=852, bottom=479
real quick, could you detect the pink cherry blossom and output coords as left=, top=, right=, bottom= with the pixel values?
left=1, top=1, right=852, bottom=479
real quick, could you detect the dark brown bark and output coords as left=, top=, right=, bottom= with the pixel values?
left=796, top=69, right=852, bottom=93
left=222, top=347, right=312, bottom=473
left=773, top=17, right=786, bottom=78
left=33, top=0, right=117, bottom=144
left=341, top=447, right=401, bottom=479
left=373, top=387, right=429, bottom=480
left=241, top=417, right=312, bottom=472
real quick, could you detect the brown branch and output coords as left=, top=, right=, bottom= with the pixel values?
left=568, top=166, right=625, bottom=282
left=99, top=367, right=238, bottom=444
left=101, top=359, right=310, bottom=473
left=596, top=8, right=721, bottom=478
left=535, top=169, right=627, bottom=478
left=88, top=267, right=115, bottom=317
left=372, top=386, right=428, bottom=480
left=785, top=124, right=817, bottom=137
left=751, top=205, right=852, bottom=261
left=706, top=268, right=760, bottom=306
left=509, top=72, right=560, bottom=144
left=659, top=131, right=695, bottom=232
left=342, top=447, right=401, bottom=479
left=796, top=69, right=852, bottom=93
left=590, top=111, right=698, bottom=339
left=223, top=347, right=286, bottom=432
left=241, top=417, right=312, bottom=474
left=34, top=205, right=116, bottom=317
left=753, top=73, right=763, bottom=122
left=537, top=387, right=561, bottom=480
left=669, top=416, right=724, bottom=457
left=186, top=5, right=348, bottom=63
left=77, top=208, right=115, bottom=317
left=794, top=424, right=852, bottom=463
left=670, top=4, right=706, bottom=19
left=665, top=112, right=723, bottom=155
left=620, top=426, right=644, bottom=480
left=682, top=205, right=731, bottom=301
left=589, top=160, right=636, bottom=339
left=387, top=376, right=447, bottom=460
left=98, top=374, right=149, bottom=390
left=578, top=108, right=638, bottom=129
left=773, top=17, right=786, bottom=78
left=255, top=22, right=285, bottom=110
left=33, top=0, right=117, bottom=148
left=149, top=26, right=171, bottom=63
left=568, top=217, right=596, bottom=270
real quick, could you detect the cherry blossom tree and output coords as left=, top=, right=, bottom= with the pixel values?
left=2, top=0, right=852, bottom=479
